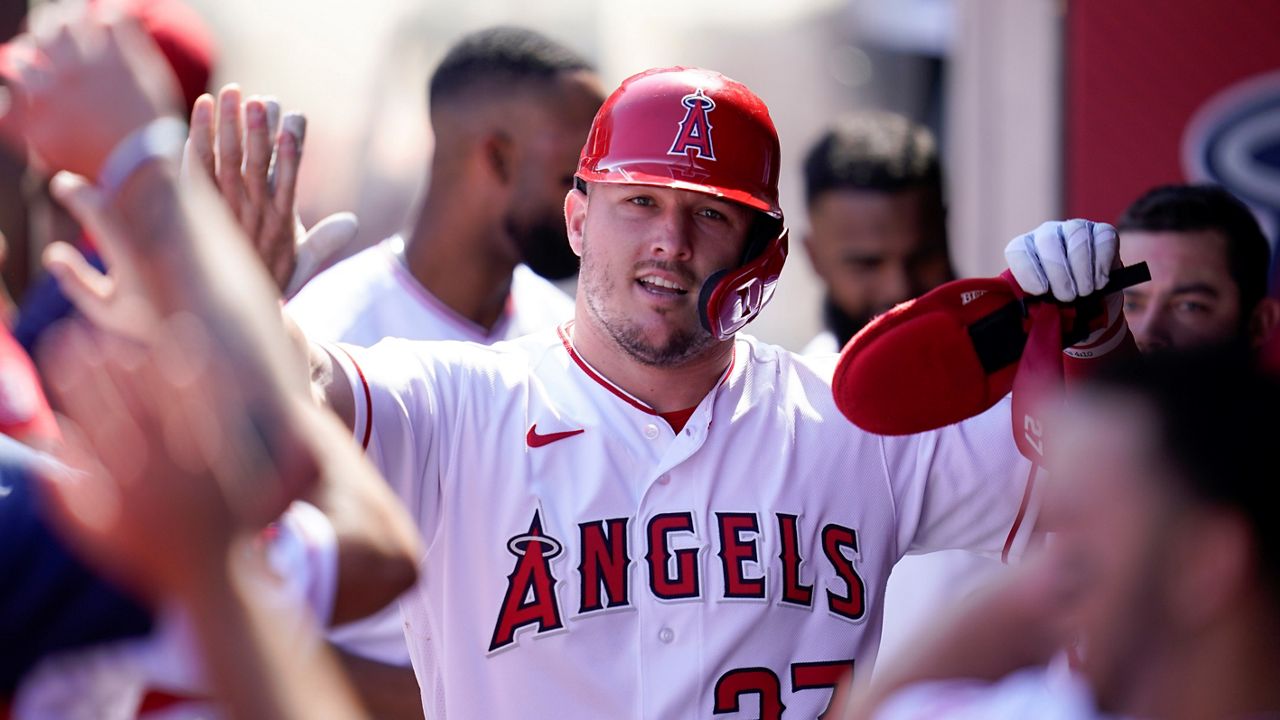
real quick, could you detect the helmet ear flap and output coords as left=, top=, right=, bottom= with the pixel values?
left=698, top=269, right=731, bottom=334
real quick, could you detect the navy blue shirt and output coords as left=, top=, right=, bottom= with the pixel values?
left=0, top=435, right=151, bottom=693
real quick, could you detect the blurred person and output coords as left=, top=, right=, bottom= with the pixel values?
left=0, top=14, right=419, bottom=720
left=800, top=111, right=954, bottom=355
left=0, top=231, right=58, bottom=448
left=801, top=112, right=999, bottom=673
left=28, top=320, right=373, bottom=720
left=0, top=432, right=153, bottom=714
left=11, top=0, right=215, bottom=356
left=1119, top=184, right=1280, bottom=353
left=835, top=347, right=1280, bottom=720
left=286, top=26, right=603, bottom=346
left=5, top=8, right=1129, bottom=719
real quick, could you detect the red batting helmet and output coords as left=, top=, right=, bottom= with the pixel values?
left=576, top=67, right=788, bottom=341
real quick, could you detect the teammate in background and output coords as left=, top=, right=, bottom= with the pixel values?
left=800, top=112, right=998, bottom=672
left=280, top=27, right=602, bottom=711
left=836, top=347, right=1280, bottom=720
left=1117, top=183, right=1280, bottom=353
left=7, top=11, right=1125, bottom=718
left=800, top=111, right=953, bottom=355
left=286, top=26, right=602, bottom=347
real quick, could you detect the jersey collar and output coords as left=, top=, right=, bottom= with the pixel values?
left=557, top=321, right=735, bottom=418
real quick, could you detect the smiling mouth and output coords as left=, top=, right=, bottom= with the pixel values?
left=636, top=275, right=689, bottom=296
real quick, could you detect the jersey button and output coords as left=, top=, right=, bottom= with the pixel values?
left=658, top=627, right=675, bottom=643
left=643, top=423, right=660, bottom=440
left=657, top=474, right=670, bottom=485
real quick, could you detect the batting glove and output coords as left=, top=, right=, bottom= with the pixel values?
left=1004, top=219, right=1119, bottom=302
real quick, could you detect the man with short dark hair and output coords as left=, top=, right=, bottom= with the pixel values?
left=801, top=112, right=993, bottom=671
left=800, top=111, right=953, bottom=354
left=285, top=26, right=604, bottom=678
left=1118, top=184, right=1279, bottom=352
left=287, top=26, right=603, bottom=346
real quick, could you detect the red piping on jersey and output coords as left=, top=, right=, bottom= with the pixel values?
left=336, top=345, right=374, bottom=451
left=556, top=322, right=735, bottom=417
left=385, top=245, right=512, bottom=341
left=1001, top=462, right=1039, bottom=563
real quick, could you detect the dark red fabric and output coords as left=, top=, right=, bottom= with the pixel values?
left=659, top=406, right=698, bottom=434
left=89, top=0, right=216, bottom=112
left=832, top=276, right=1021, bottom=436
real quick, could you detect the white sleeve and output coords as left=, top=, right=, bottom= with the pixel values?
left=882, top=395, right=1042, bottom=562
left=265, top=501, right=340, bottom=626
left=873, top=667, right=1103, bottom=720
left=325, top=338, right=447, bottom=543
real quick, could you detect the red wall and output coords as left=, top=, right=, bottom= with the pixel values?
left=1065, top=0, right=1280, bottom=223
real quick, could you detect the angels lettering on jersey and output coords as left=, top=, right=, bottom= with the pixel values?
left=489, top=508, right=867, bottom=653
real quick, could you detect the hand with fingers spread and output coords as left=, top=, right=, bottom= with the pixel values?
left=2, top=6, right=185, bottom=343
left=185, top=84, right=356, bottom=296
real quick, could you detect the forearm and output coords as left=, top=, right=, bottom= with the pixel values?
left=296, top=404, right=420, bottom=625
left=334, top=649, right=425, bottom=720
left=108, top=160, right=312, bottom=402
left=107, top=160, right=416, bottom=620
left=841, top=559, right=1067, bottom=720
left=174, top=542, right=369, bottom=720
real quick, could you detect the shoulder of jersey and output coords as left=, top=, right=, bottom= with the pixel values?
left=511, top=265, right=574, bottom=311
left=732, top=333, right=845, bottom=405
left=287, top=240, right=397, bottom=313
left=369, top=327, right=564, bottom=369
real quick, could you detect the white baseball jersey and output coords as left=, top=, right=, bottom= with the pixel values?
left=799, top=338, right=1010, bottom=675
left=286, top=234, right=574, bottom=664
left=287, top=234, right=574, bottom=348
left=327, top=324, right=1041, bottom=719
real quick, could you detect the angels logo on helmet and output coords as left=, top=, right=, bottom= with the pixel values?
left=668, top=88, right=718, bottom=162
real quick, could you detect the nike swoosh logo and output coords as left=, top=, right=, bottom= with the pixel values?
left=527, top=424, right=584, bottom=448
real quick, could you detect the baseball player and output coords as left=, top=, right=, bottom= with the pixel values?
left=4, top=16, right=1124, bottom=717
left=305, top=68, right=1122, bottom=718
left=283, top=27, right=602, bottom=683
left=287, top=26, right=602, bottom=348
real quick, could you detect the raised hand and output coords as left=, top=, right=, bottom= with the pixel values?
left=184, top=84, right=355, bottom=296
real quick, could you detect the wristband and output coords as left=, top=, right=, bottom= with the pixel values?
left=97, top=116, right=188, bottom=197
